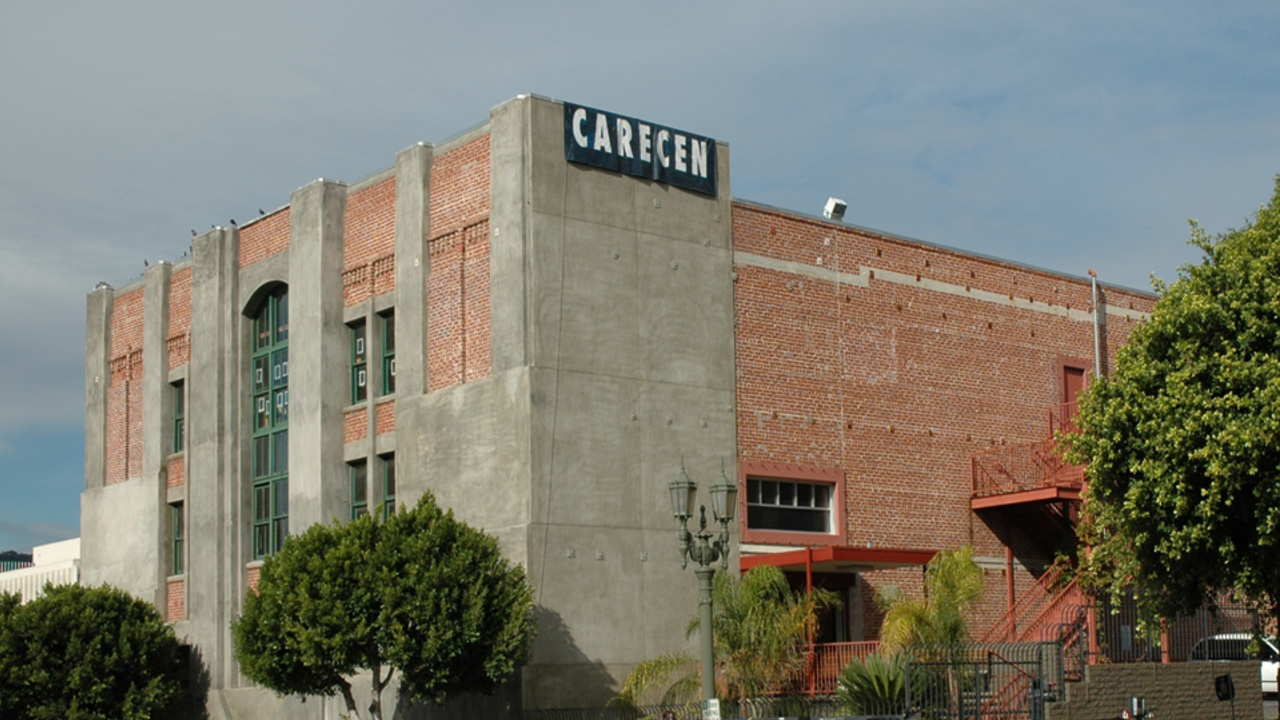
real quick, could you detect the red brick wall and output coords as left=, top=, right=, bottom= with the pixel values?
left=426, top=135, right=492, bottom=392
left=427, top=221, right=491, bottom=391
left=239, top=208, right=290, bottom=268
left=731, top=202, right=1156, bottom=636
left=166, top=578, right=184, bottom=622
left=168, top=266, right=191, bottom=369
left=246, top=565, right=260, bottom=593
left=375, top=399, right=395, bottom=436
left=430, top=135, right=490, bottom=236
left=345, top=408, right=368, bottom=443
left=106, top=288, right=144, bottom=485
left=343, top=177, right=397, bottom=306
left=167, top=455, right=184, bottom=488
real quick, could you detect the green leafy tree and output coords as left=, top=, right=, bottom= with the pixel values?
left=614, top=565, right=837, bottom=705
left=232, top=491, right=536, bottom=720
left=877, top=545, right=984, bottom=651
left=1067, top=176, right=1280, bottom=622
left=0, top=584, right=185, bottom=720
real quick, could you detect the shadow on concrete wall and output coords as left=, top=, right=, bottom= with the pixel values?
left=410, top=604, right=616, bottom=717
left=179, top=644, right=211, bottom=720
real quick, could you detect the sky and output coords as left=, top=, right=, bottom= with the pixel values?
left=1, top=2, right=1277, bottom=552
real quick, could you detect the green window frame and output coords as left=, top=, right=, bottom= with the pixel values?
left=351, top=461, right=369, bottom=520
left=251, top=288, right=289, bottom=559
left=351, top=320, right=368, bottom=404
left=171, top=502, right=184, bottom=576
left=382, top=454, right=396, bottom=519
left=380, top=311, right=396, bottom=396
left=172, top=381, right=185, bottom=453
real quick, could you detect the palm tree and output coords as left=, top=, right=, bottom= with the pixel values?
left=614, top=565, right=838, bottom=707
left=878, top=545, right=984, bottom=651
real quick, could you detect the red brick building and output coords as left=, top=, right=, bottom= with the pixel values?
left=82, top=94, right=1154, bottom=717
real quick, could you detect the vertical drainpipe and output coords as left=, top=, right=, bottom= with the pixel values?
left=1086, top=269, right=1102, bottom=666
left=1088, top=269, right=1102, bottom=378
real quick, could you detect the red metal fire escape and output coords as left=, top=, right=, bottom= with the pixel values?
left=971, top=402, right=1083, bottom=560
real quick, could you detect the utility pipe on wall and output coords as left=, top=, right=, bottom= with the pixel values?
left=1088, top=269, right=1102, bottom=377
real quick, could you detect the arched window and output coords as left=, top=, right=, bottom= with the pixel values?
left=250, top=287, right=289, bottom=558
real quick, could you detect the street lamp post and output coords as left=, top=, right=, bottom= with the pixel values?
left=669, top=462, right=737, bottom=719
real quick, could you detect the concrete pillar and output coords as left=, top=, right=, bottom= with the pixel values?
left=142, top=262, right=172, bottom=612
left=288, top=180, right=348, bottom=530
left=489, top=97, right=531, bottom=372
left=85, top=285, right=115, bottom=490
left=393, top=143, right=433, bottom=397
left=187, top=226, right=238, bottom=689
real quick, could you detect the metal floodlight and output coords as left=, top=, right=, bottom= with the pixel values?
left=710, top=465, right=738, bottom=523
left=669, top=465, right=697, bottom=522
left=823, top=197, right=847, bottom=221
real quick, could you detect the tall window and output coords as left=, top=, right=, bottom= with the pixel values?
left=380, top=311, right=396, bottom=396
left=351, top=461, right=369, bottom=520
left=251, top=288, right=289, bottom=559
left=171, top=503, right=184, bottom=576
left=350, top=320, right=368, bottom=404
left=382, top=454, right=396, bottom=519
left=172, top=381, right=185, bottom=453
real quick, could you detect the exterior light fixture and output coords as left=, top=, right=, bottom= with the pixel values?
left=823, top=197, right=847, bottom=221
left=670, top=459, right=736, bottom=719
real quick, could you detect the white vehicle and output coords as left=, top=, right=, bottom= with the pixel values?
left=1188, top=633, right=1280, bottom=696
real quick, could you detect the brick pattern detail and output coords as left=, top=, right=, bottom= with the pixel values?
left=375, top=399, right=395, bottom=436
left=239, top=208, right=290, bottom=268
left=167, top=455, right=184, bottom=488
left=342, top=178, right=397, bottom=308
left=166, top=578, right=184, bottom=622
left=106, top=289, right=144, bottom=485
left=731, top=203, right=1157, bottom=636
left=429, top=135, right=490, bottom=237
left=1046, top=661, right=1261, bottom=720
left=167, top=266, right=192, bottom=369
left=345, top=407, right=368, bottom=443
left=427, top=220, right=491, bottom=391
left=246, top=565, right=260, bottom=594
left=343, top=253, right=395, bottom=307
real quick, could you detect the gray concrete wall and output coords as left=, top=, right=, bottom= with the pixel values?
left=505, top=95, right=738, bottom=709
left=186, top=226, right=241, bottom=690
left=142, top=262, right=173, bottom=612
left=1047, top=660, right=1262, bottom=720
left=289, top=180, right=349, bottom=529
left=84, top=285, right=113, bottom=491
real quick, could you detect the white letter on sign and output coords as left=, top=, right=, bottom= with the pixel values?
left=656, top=129, right=670, bottom=168
left=616, top=118, right=634, bottom=158
left=573, top=108, right=589, bottom=148
left=594, top=113, right=613, bottom=154
left=674, top=134, right=688, bottom=172
left=638, top=124, right=652, bottom=162
left=690, top=138, right=708, bottom=178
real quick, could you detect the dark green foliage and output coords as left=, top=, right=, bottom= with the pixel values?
left=232, top=491, right=536, bottom=720
left=0, top=584, right=185, bottom=720
left=837, top=653, right=911, bottom=715
left=1067, top=176, right=1280, bottom=623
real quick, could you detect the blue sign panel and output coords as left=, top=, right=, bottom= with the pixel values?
left=564, top=102, right=717, bottom=197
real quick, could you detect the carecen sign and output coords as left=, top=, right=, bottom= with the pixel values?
left=564, top=102, right=717, bottom=197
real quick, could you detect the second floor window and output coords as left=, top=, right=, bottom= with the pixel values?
left=172, top=381, right=185, bottom=453
left=351, top=321, right=368, bottom=403
left=381, top=311, right=396, bottom=396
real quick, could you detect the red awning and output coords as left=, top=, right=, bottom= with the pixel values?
left=739, top=545, right=937, bottom=575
